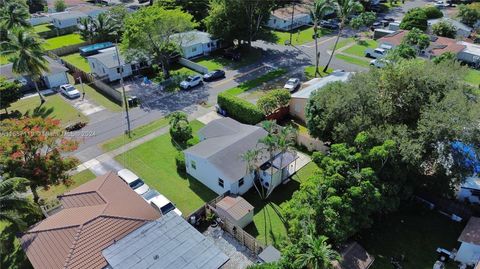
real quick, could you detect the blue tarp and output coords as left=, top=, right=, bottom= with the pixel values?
left=451, top=141, right=480, bottom=174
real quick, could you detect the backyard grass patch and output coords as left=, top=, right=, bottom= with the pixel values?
left=464, top=69, right=480, bottom=85
left=42, top=33, right=84, bottom=51
left=244, top=162, right=318, bottom=246
left=37, top=169, right=96, bottom=202
left=101, top=117, right=170, bottom=151
left=269, top=27, right=330, bottom=46
left=335, top=54, right=371, bottom=67
left=114, top=120, right=217, bottom=215
left=358, top=205, right=464, bottom=269
left=342, top=39, right=378, bottom=58
left=62, top=53, right=91, bottom=73
left=33, top=23, right=52, bottom=33
left=304, top=66, right=334, bottom=80
left=194, top=56, right=224, bottom=71
left=224, top=68, right=287, bottom=96
left=6, top=94, right=88, bottom=126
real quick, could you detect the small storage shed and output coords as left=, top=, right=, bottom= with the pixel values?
left=455, top=217, right=480, bottom=265
left=216, top=196, right=254, bottom=228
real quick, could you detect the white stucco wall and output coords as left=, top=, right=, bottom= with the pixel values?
left=456, top=242, right=480, bottom=265
left=267, top=14, right=311, bottom=30
left=185, top=153, right=231, bottom=195
left=44, top=72, right=68, bottom=88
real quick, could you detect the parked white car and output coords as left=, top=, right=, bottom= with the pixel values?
left=117, top=169, right=150, bottom=195
left=60, top=84, right=80, bottom=99
left=284, top=78, right=301, bottom=92
left=370, top=58, right=390, bottom=68
left=434, top=1, right=447, bottom=8
left=365, top=48, right=388, bottom=59
left=180, top=75, right=203, bottom=90
left=148, top=192, right=182, bottom=216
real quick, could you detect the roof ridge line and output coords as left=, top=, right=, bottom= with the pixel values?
left=63, top=225, right=85, bottom=269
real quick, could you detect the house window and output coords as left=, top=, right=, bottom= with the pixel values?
left=218, top=178, right=224, bottom=188
left=91, top=62, right=95, bottom=68
left=117, top=67, right=122, bottom=74
left=191, top=160, right=196, bottom=170
left=273, top=19, right=276, bottom=24
left=192, top=47, right=197, bottom=52
left=102, top=68, right=105, bottom=74
left=283, top=20, right=286, bottom=23
left=239, top=178, right=244, bottom=187
left=207, top=43, right=210, bottom=48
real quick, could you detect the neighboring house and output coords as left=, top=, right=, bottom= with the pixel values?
left=457, top=41, right=480, bottom=67
left=21, top=171, right=161, bottom=269
left=215, top=196, right=254, bottom=228
left=458, top=176, right=480, bottom=204
left=87, top=47, right=133, bottom=82
left=29, top=13, right=52, bottom=26
left=266, top=5, right=312, bottom=31
left=102, top=211, right=230, bottom=269
left=0, top=56, right=69, bottom=89
left=428, top=18, right=473, bottom=39
left=184, top=118, right=298, bottom=195
left=171, top=31, right=220, bottom=59
left=50, top=5, right=106, bottom=29
left=332, top=242, right=375, bottom=269
left=455, top=217, right=480, bottom=266
left=289, top=71, right=352, bottom=122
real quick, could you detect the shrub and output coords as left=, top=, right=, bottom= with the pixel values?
left=458, top=4, right=480, bottom=27
left=400, top=8, right=428, bottom=31
left=170, top=118, right=193, bottom=146
left=257, top=89, right=291, bottom=115
left=218, top=92, right=264, bottom=124
left=175, top=152, right=186, bottom=172
left=432, top=21, right=457, bottom=38
left=423, top=6, right=443, bottom=19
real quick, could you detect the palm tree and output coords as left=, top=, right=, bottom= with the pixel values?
left=310, top=0, right=334, bottom=77
left=294, top=235, right=341, bottom=269
left=91, top=13, right=119, bottom=42
left=0, top=178, right=39, bottom=231
left=323, top=0, right=363, bottom=72
left=0, top=0, right=30, bottom=30
left=78, top=17, right=95, bottom=43
left=241, top=148, right=265, bottom=199
left=5, top=29, right=49, bottom=104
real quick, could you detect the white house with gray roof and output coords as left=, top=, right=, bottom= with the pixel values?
left=171, top=31, right=220, bottom=59
left=87, top=47, right=133, bottom=82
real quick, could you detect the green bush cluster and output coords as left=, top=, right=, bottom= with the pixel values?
left=423, top=6, right=443, bottom=19
left=175, top=152, right=186, bottom=172
left=400, top=8, right=428, bottom=31
left=218, top=92, right=264, bottom=124
left=257, top=89, right=291, bottom=115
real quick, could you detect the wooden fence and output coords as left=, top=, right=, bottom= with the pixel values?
left=49, top=41, right=91, bottom=57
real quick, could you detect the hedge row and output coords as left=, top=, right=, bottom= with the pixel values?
left=218, top=92, right=264, bottom=125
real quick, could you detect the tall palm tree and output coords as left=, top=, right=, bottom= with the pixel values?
left=241, top=148, right=264, bottom=199
left=5, top=29, right=49, bottom=104
left=0, top=0, right=30, bottom=30
left=310, top=0, right=334, bottom=77
left=0, top=177, right=39, bottom=231
left=91, top=13, right=119, bottom=42
left=294, top=235, right=341, bottom=269
left=323, top=0, right=363, bottom=72
left=78, top=17, right=95, bottom=43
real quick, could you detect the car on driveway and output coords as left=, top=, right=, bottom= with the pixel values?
left=180, top=75, right=203, bottom=90
left=284, top=78, right=301, bottom=92
left=146, top=191, right=182, bottom=216
left=203, top=69, right=225, bottom=81
left=117, top=169, right=150, bottom=195
left=370, top=58, right=390, bottom=68
left=59, top=84, right=80, bottom=99
left=320, top=20, right=339, bottom=30
left=434, top=1, right=447, bottom=8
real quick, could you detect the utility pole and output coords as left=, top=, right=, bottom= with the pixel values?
left=114, top=43, right=131, bottom=138
left=79, top=76, right=85, bottom=101
left=289, top=1, right=296, bottom=45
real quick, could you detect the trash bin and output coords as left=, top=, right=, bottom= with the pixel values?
left=128, top=96, right=138, bottom=107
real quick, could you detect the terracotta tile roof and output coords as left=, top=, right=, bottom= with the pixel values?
left=216, top=196, right=254, bottom=221
left=21, top=171, right=160, bottom=269
left=378, top=30, right=408, bottom=46
left=458, top=217, right=480, bottom=245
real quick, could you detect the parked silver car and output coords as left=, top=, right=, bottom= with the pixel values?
left=59, top=84, right=80, bottom=99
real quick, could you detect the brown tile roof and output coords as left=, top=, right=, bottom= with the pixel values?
left=272, top=5, right=311, bottom=20
left=458, top=217, right=480, bottom=245
left=333, top=242, right=374, bottom=269
left=378, top=30, right=408, bottom=46
left=21, top=171, right=160, bottom=269
left=216, top=196, right=254, bottom=221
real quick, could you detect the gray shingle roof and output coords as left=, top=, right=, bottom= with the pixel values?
left=184, top=118, right=268, bottom=182
left=0, top=56, right=68, bottom=80
left=171, top=31, right=215, bottom=48
left=87, top=48, right=125, bottom=69
left=102, top=212, right=229, bottom=269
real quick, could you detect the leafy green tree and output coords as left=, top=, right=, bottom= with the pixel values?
left=0, top=76, right=22, bottom=115
left=323, top=0, right=363, bottom=72
left=205, top=0, right=274, bottom=46
left=432, top=52, right=456, bottom=64
left=349, top=11, right=376, bottom=29
left=310, top=0, right=335, bottom=77
left=257, top=89, right=291, bottom=115
left=0, top=117, right=79, bottom=204
left=169, top=112, right=192, bottom=146
left=402, top=27, right=430, bottom=51
left=432, top=21, right=457, bottom=38
left=78, top=13, right=120, bottom=43
left=0, top=0, right=30, bottom=30
left=388, top=43, right=417, bottom=59
left=4, top=29, right=48, bottom=104
left=399, top=8, right=428, bottom=31
left=27, top=0, right=46, bottom=13
left=54, top=0, right=66, bottom=12
left=458, top=4, right=480, bottom=27
left=106, top=5, right=129, bottom=39
left=423, top=6, right=443, bottom=19
left=122, top=6, right=197, bottom=78
left=293, top=235, right=340, bottom=269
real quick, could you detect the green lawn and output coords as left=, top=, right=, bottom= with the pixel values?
left=114, top=120, right=218, bottom=215
left=269, top=27, right=330, bottom=46
left=0, top=54, right=11, bottom=65
left=358, top=205, right=464, bottom=269
left=6, top=94, right=88, bottom=126
left=342, top=39, right=378, bottom=58
left=224, top=68, right=287, bottom=96
left=33, top=23, right=52, bottom=33
left=37, top=169, right=96, bottom=202
left=464, top=69, right=480, bottom=85
left=194, top=56, right=224, bottom=71
left=335, top=54, right=371, bottom=67
left=102, top=117, right=170, bottom=151
left=244, top=162, right=318, bottom=246
left=42, top=33, right=84, bottom=51
left=304, top=66, right=333, bottom=80
left=62, top=53, right=90, bottom=72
